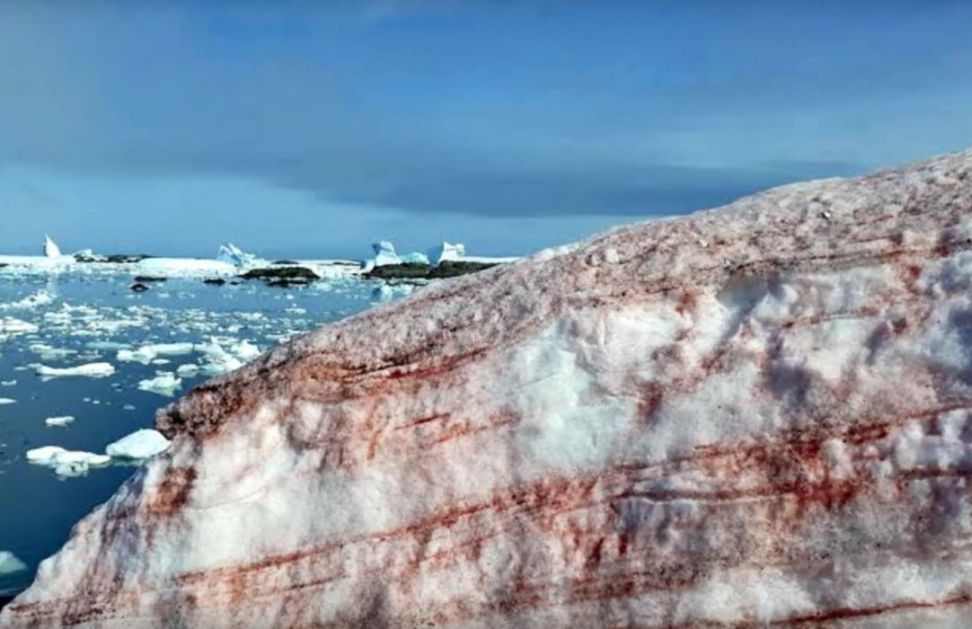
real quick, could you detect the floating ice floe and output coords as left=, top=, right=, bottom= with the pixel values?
left=86, top=341, right=131, bottom=352
left=0, top=317, right=39, bottom=336
left=117, top=342, right=195, bottom=365
left=0, top=551, right=26, bottom=575
left=373, top=284, right=416, bottom=302
left=137, top=372, right=182, bottom=397
left=36, top=362, right=116, bottom=378
left=29, top=343, right=78, bottom=361
left=106, top=429, right=170, bottom=460
left=0, top=398, right=15, bottom=405
left=193, top=338, right=261, bottom=376
left=176, top=364, right=200, bottom=378
left=45, top=416, right=75, bottom=427
left=26, top=446, right=111, bottom=477
left=43, top=235, right=62, bottom=258
left=0, top=289, right=55, bottom=311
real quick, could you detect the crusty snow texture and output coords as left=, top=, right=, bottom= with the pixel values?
left=6, top=150, right=972, bottom=628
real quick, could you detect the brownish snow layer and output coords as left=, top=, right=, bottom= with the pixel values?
left=4, top=149, right=972, bottom=628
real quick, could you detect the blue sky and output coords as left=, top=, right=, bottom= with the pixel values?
left=1, top=1, right=971, bottom=258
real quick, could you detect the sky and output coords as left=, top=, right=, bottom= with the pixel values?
left=1, top=1, right=971, bottom=259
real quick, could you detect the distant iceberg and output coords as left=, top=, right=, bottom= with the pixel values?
left=217, top=243, right=264, bottom=269
left=371, top=241, right=401, bottom=267
left=43, top=235, right=62, bottom=258
left=428, top=241, right=465, bottom=265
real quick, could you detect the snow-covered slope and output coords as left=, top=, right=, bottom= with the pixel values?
left=5, top=149, right=972, bottom=627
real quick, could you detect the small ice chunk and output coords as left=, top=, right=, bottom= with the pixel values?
left=36, top=362, right=115, bottom=378
left=0, top=551, right=26, bottom=575
left=0, top=317, right=39, bottom=335
left=176, top=364, right=200, bottom=378
left=138, top=371, right=182, bottom=396
left=0, top=397, right=15, bottom=405
left=106, top=429, right=170, bottom=459
left=26, top=446, right=110, bottom=474
left=45, top=415, right=75, bottom=427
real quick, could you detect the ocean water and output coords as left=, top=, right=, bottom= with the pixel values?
left=0, top=272, right=381, bottom=597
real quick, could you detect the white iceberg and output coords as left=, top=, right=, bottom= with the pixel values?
left=428, top=241, right=465, bottom=265
left=0, top=551, right=26, bottom=576
left=45, top=415, right=75, bottom=427
left=105, top=429, right=170, bottom=460
left=217, top=243, right=265, bottom=269
left=0, top=398, right=15, bottom=405
left=370, top=241, right=401, bottom=267
left=36, top=362, right=115, bottom=378
left=137, top=372, right=182, bottom=397
left=43, top=235, right=62, bottom=258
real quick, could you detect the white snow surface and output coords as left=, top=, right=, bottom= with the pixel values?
left=8, top=149, right=972, bottom=627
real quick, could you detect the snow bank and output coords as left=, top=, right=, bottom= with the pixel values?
left=8, top=149, right=972, bottom=627
left=105, top=429, right=170, bottom=460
